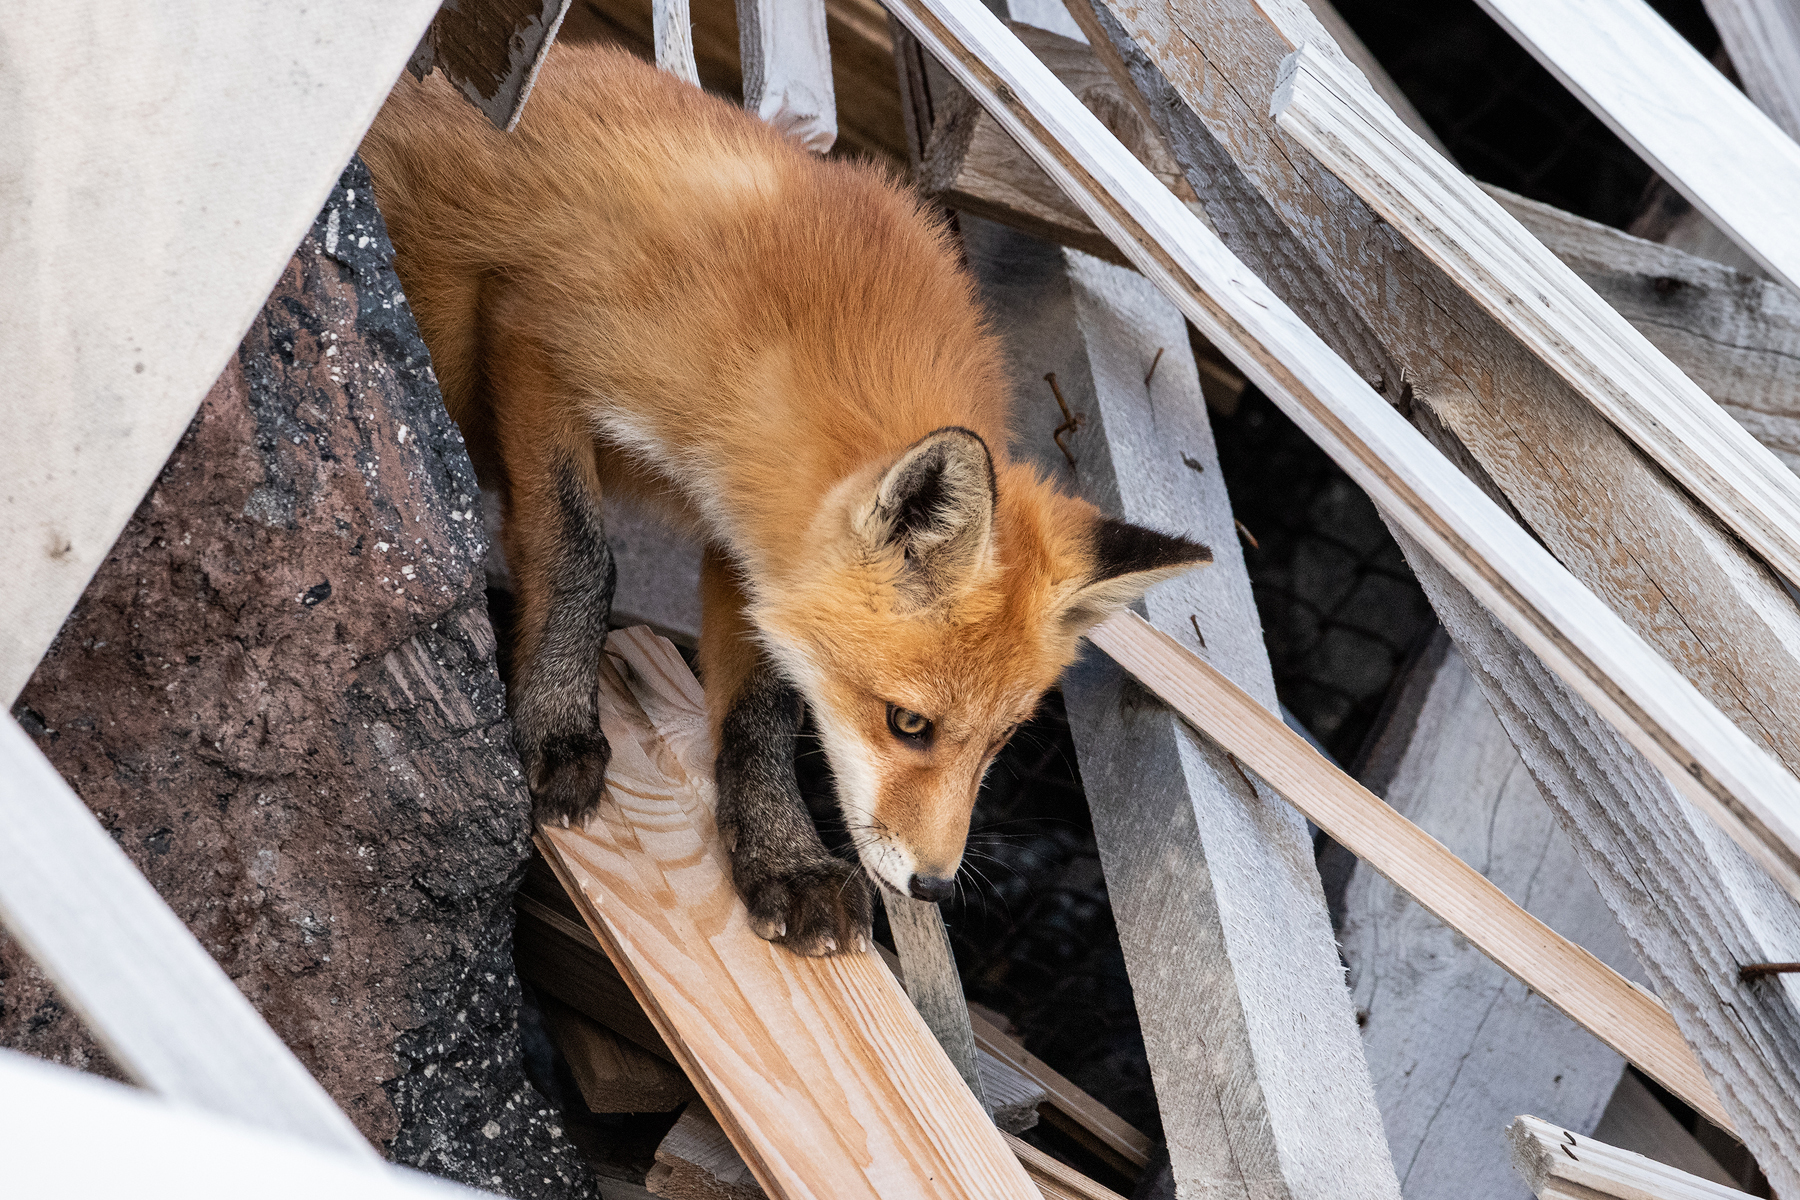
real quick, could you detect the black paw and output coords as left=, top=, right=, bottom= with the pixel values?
left=522, top=726, right=611, bottom=827
left=731, top=851, right=873, bottom=956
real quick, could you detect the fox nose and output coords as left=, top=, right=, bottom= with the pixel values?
left=908, top=873, right=956, bottom=903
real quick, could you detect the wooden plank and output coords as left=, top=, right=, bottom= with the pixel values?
left=884, top=0, right=1800, bottom=900
left=1471, top=0, right=1800, bottom=292
left=1086, top=610, right=1730, bottom=1131
left=417, top=0, right=573, bottom=131
left=1393, top=536, right=1800, bottom=1191
left=540, top=995, right=696, bottom=1113
left=1593, top=1072, right=1739, bottom=1188
left=1700, top=0, right=1800, bottom=141
left=1004, top=1133, right=1128, bottom=1200
left=0, top=0, right=442, bottom=704
left=1273, top=42, right=1800, bottom=597
left=1342, top=634, right=1643, bottom=1197
left=654, top=0, right=702, bottom=84
left=882, top=892, right=988, bottom=1109
left=0, top=717, right=373, bottom=1156
left=1507, top=1114, right=1750, bottom=1200
left=1485, top=186, right=1800, bottom=477
left=514, top=891, right=677, bottom=1062
left=1297, top=0, right=1452, bottom=159
left=736, top=0, right=838, bottom=151
left=961, top=215, right=1397, bottom=1195
left=539, top=627, right=1036, bottom=1200
left=1, top=1049, right=484, bottom=1199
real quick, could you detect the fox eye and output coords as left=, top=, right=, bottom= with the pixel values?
left=887, top=704, right=933, bottom=743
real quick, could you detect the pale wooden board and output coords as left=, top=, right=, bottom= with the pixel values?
left=736, top=0, right=839, bottom=151
left=966, top=1008, right=1149, bottom=1171
left=0, top=719, right=371, bottom=1155
left=1005, top=1133, right=1128, bottom=1200
left=1473, top=0, right=1800, bottom=292
left=0, top=1050, right=485, bottom=1198
left=1593, top=1072, right=1739, bottom=1188
left=655, top=0, right=703, bottom=84
left=1485, top=186, right=1800, bottom=478
left=539, top=627, right=1037, bottom=1200
left=1394, top=535, right=1800, bottom=1191
left=962, top=214, right=1398, bottom=1196
left=1507, top=1114, right=1750, bottom=1200
left=1700, top=0, right=1800, bottom=140
left=1343, top=639, right=1642, bottom=1198
left=1087, top=611, right=1730, bottom=1131
left=540, top=995, right=696, bottom=1113
left=884, top=0, right=1800, bottom=914
left=0, top=0, right=441, bottom=704
left=1298, top=0, right=1452, bottom=159
left=1273, top=43, right=1800, bottom=600
left=881, top=892, right=987, bottom=1107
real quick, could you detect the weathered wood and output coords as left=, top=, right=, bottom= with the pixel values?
left=515, top=891, right=677, bottom=1062
left=893, top=0, right=1800, bottom=900
left=1486, top=186, right=1800, bottom=477
left=0, top=0, right=441, bottom=704
left=540, top=995, right=696, bottom=1113
left=736, top=0, right=838, bottom=151
left=654, top=0, right=702, bottom=84
left=1507, top=1114, right=1750, bottom=1200
left=1274, top=43, right=1800, bottom=596
left=0, top=718, right=372, bottom=1156
left=1472, top=0, right=1800, bottom=292
left=540, top=627, right=1037, bottom=1199
left=1700, top=0, right=1800, bottom=141
left=2, top=1050, right=485, bottom=1199
left=1297, top=0, right=1451, bottom=159
left=1393, top=532, right=1800, bottom=1192
left=1005, top=1133, right=1129, bottom=1200
left=1342, top=635, right=1643, bottom=1198
left=417, top=0, right=573, bottom=131
left=963, top=216, right=1398, bottom=1194
left=649, top=1105, right=766, bottom=1200
left=1090, top=609, right=1727, bottom=1130
left=882, top=893, right=988, bottom=1110
left=1593, top=1072, right=1738, bottom=1188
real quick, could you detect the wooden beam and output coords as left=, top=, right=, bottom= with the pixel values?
left=1273, top=43, right=1800, bottom=598
left=0, top=0, right=441, bottom=704
left=1485, top=186, right=1800, bottom=477
left=1507, top=1114, right=1750, bottom=1200
left=415, top=0, right=573, bottom=131
left=1700, top=0, right=1800, bottom=141
left=539, top=995, right=696, bottom=1113
left=1296, top=0, right=1451, bottom=159
left=886, top=0, right=1800, bottom=900
left=654, top=0, right=702, bottom=84
left=1004, top=1133, right=1128, bottom=1200
left=1471, top=0, right=1800, bottom=292
left=539, top=627, right=1037, bottom=1199
left=1341, top=633, right=1644, bottom=1196
left=1089, top=610, right=1729, bottom=1131
left=881, top=893, right=988, bottom=1109
left=736, top=0, right=838, bottom=151
left=0, top=717, right=373, bottom=1156
left=1392, top=536, right=1800, bottom=1190
left=961, top=214, right=1397, bottom=1194
left=1, top=1050, right=484, bottom=1199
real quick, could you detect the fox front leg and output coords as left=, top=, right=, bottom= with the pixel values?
left=504, top=460, right=617, bottom=826
left=714, top=662, right=873, bottom=956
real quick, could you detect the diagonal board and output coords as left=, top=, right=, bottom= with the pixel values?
left=0, top=0, right=442, bottom=704
left=537, top=627, right=1036, bottom=1200
left=1086, top=611, right=1732, bottom=1133
left=1272, top=43, right=1800, bottom=599
left=876, top=0, right=1800, bottom=903
left=1471, top=0, right=1800, bottom=293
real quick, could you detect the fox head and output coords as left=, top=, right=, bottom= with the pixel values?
left=751, top=426, right=1211, bottom=902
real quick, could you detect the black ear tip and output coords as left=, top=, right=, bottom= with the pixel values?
left=1091, top=516, right=1212, bottom=581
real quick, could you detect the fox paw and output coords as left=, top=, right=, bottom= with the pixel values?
left=733, top=852, right=873, bottom=957
left=522, top=726, right=611, bottom=827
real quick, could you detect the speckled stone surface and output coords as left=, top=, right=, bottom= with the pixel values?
left=3, top=158, right=595, bottom=1198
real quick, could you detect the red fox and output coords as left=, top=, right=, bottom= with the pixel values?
left=360, top=43, right=1210, bottom=955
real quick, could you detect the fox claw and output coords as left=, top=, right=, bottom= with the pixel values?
left=734, top=853, right=872, bottom=957
left=521, top=726, right=611, bottom=828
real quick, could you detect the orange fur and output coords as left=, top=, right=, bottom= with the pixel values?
left=361, top=43, right=1205, bottom=898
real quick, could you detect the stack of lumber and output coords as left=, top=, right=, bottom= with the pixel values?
left=518, top=625, right=1141, bottom=1198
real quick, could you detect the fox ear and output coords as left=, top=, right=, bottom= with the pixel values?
left=1058, top=515, right=1213, bottom=632
left=856, top=427, right=997, bottom=605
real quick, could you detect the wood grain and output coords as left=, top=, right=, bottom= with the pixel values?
left=0, top=717, right=372, bottom=1156
left=0, top=0, right=441, bottom=703
left=539, top=627, right=1037, bottom=1200
left=966, top=1009, right=1148, bottom=1171
left=736, top=0, right=838, bottom=151
left=1274, top=43, right=1800, bottom=597
left=1700, top=0, right=1800, bottom=141
left=1507, top=1114, right=1750, bottom=1200
left=1473, top=0, right=1800, bottom=292
left=882, top=892, right=987, bottom=1108
left=421, top=0, right=572, bottom=131
left=1086, top=610, right=1729, bottom=1131
left=654, top=0, right=702, bottom=85
left=541, top=995, right=696, bottom=1113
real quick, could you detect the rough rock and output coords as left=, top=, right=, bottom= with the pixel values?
left=3, top=158, right=595, bottom=1198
